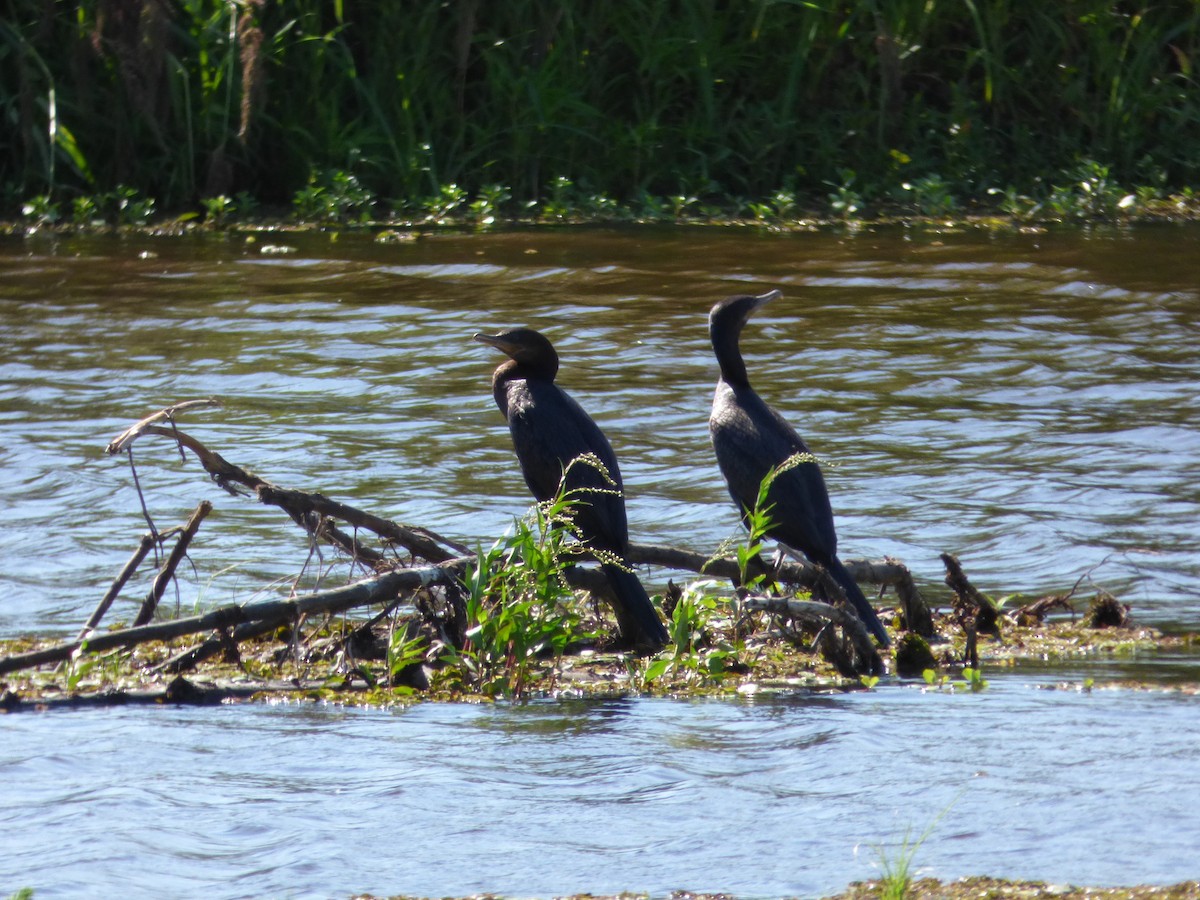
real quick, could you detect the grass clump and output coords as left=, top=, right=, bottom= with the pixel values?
left=443, top=487, right=596, bottom=701
left=872, top=804, right=954, bottom=900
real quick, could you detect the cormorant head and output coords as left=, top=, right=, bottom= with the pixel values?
left=708, top=290, right=782, bottom=385
left=473, top=327, right=560, bottom=378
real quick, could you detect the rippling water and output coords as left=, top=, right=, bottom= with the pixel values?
left=2, top=683, right=1199, bottom=898
left=2, top=226, right=1199, bottom=896
left=2, top=225, right=1198, bottom=634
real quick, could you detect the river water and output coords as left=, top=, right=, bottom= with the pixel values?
left=1, top=225, right=1198, bottom=896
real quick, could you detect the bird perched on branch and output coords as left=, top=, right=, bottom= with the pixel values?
left=474, top=327, right=668, bottom=653
left=706, top=290, right=890, bottom=647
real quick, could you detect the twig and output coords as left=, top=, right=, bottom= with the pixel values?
left=133, top=502, right=212, bottom=626
left=104, top=399, right=223, bottom=455
left=76, top=530, right=174, bottom=642
left=126, top=446, right=158, bottom=542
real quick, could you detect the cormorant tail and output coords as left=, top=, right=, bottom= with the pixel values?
left=600, top=562, right=668, bottom=653
left=825, top=557, right=891, bottom=647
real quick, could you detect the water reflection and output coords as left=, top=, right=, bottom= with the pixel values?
left=1, top=226, right=1198, bottom=637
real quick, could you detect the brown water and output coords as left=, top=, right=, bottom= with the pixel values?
left=2, top=225, right=1198, bottom=634
left=3, top=226, right=1200, bottom=898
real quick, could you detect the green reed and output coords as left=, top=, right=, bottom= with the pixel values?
left=3, top=1, right=1198, bottom=217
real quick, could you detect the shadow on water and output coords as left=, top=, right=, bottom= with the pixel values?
left=2, top=226, right=1200, bottom=896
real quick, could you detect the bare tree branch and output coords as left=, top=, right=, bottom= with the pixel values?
left=134, top=501, right=212, bottom=626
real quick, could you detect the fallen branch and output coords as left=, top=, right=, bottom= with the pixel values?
left=0, top=675, right=342, bottom=711
left=108, top=413, right=468, bottom=566
left=256, top=484, right=468, bottom=565
left=2, top=404, right=937, bottom=683
left=103, top=404, right=927, bottom=624
left=0, top=556, right=475, bottom=677
left=742, top=595, right=883, bottom=676
left=104, top=398, right=224, bottom=456
left=627, top=541, right=926, bottom=628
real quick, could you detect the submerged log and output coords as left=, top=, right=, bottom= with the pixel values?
left=0, top=675, right=336, bottom=711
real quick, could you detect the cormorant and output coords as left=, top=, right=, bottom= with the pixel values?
left=474, top=327, right=668, bottom=652
left=707, top=290, right=891, bottom=647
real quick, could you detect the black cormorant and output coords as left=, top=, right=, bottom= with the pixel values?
left=474, top=327, right=668, bottom=652
left=707, top=290, right=891, bottom=647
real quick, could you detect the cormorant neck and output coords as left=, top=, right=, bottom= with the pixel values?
left=710, top=291, right=779, bottom=388
left=495, top=352, right=558, bottom=384
left=491, top=354, right=559, bottom=416
left=710, top=318, right=751, bottom=388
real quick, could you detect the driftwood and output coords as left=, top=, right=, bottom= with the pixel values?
left=0, top=556, right=475, bottom=677
left=0, top=401, right=934, bottom=685
left=77, top=530, right=164, bottom=642
left=940, top=551, right=1003, bottom=668
left=108, top=418, right=467, bottom=567
left=741, top=595, right=883, bottom=676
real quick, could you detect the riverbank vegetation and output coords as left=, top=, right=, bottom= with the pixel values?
left=2, top=400, right=1194, bottom=712
left=354, top=881, right=1200, bottom=900
left=4, top=2, right=1200, bottom=230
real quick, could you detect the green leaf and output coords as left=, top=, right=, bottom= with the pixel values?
left=642, top=658, right=671, bottom=682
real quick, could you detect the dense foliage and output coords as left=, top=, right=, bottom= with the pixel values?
left=3, top=1, right=1198, bottom=217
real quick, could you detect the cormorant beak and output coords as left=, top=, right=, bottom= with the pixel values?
left=751, top=289, right=783, bottom=310
left=472, top=332, right=510, bottom=353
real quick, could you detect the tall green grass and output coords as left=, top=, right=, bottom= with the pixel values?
left=3, top=1, right=1198, bottom=215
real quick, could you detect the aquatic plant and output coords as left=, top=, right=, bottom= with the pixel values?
left=450, top=485, right=596, bottom=700
left=921, top=665, right=989, bottom=693
left=640, top=580, right=744, bottom=688
left=467, top=183, right=512, bottom=226
left=200, top=194, right=235, bottom=226
left=874, top=812, right=944, bottom=900
left=385, top=622, right=429, bottom=689
left=828, top=171, right=866, bottom=220
left=111, top=185, right=155, bottom=226
left=732, top=452, right=819, bottom=593
left=292, top=169, right=375, bottom=224
left=20, top=194, right=59, bottom=226
left=642, top=454, right=839, bottom=689
left=960, top=666, right=989, bottom=692
left=901, top=174, right=958, bottom=217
